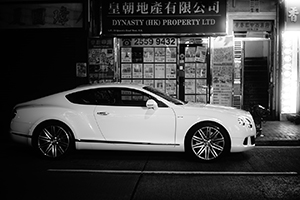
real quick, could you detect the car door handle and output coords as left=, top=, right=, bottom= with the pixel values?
left=97, top=111, right=109, bottom=116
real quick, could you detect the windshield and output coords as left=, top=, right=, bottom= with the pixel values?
left=143, top=86, right=185, bottom=105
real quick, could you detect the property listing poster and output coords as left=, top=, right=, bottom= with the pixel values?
left=144, top=64, right=154, bottom=78
left=155, top=47, right=166, bottom=62
left=166, top=64, right=176, bottom=78
left=133, top=63, right=142, bottom=78
left=211, top=36, right=234, bottom=106
left=88, top=48, right=114, bottom=83
left=195, top=46, right=207, bottom=62
left=185, top=63, right=196, bottom=78
left=155, top=80, right=165, bottom=92
left=144, top=48, right=154, bottom=62
left=121, top=64, right=132, bottom=78
left=185, top=79, right=196, bottom=94
left=196, top=63, right=207, bottom=78
left=155, top=64, right=165, bottom=78
left=121, top=48, right=132, bottom=62
left=166, top=79, right=176, bottom=95
left=166, top=47, right=177, bottom=62
left=185, top=46, right=196, bottom=62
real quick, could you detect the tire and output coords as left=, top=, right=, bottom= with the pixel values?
left=33, top=121, right=74, bottom=159
left=185, top=122, right=230, bottom=161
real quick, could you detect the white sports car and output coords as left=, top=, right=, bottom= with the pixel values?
left=10, top=83, right=256, bottom=161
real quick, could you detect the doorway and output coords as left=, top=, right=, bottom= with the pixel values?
left=234, top=38, right=271, bottom=111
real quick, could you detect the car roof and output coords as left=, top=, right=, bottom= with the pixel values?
left=71, top=82, right=146, bottom=93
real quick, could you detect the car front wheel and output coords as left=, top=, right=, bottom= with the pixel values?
left=185, top=122, right=230, bottom=161
left=33, top=121, right=74, bottom=159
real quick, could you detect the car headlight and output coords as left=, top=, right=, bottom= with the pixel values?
left=238, top=116, right=253, bottom=129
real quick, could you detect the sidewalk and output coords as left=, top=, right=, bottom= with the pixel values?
left=256, top=121, right=300, bottom=146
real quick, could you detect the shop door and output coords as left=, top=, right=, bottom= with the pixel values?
left=178, top=37, right=209, bottom=103
left=235, top=39, right=270, bottom=110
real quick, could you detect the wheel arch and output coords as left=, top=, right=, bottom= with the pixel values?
left=31, top=119, right=75, bottom=147
left=184, top=120, right=232, bottom=151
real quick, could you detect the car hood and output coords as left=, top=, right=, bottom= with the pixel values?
left=183, top=102, right=251, bottom=117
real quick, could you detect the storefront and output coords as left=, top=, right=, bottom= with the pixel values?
left=280, top=0, right=300, bottom=119
left=89, top=0, right=287, bottom=117
left=89, top=0, right=238, bottom=105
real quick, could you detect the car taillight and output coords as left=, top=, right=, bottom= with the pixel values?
left=11, top=108, right=17, bottom=120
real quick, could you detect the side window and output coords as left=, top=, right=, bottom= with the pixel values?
left=119, top=89, right=150, bottom=107
left=66, top=88, right=116, bottom=105
left=93, top=89, right=116, bottom=105
left=66, top=87, right=168, bottom=107
left=117, top=88, right=167, bottom=107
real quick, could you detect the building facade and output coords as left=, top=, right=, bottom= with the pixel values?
left=89, top=0, right=288, bottom=120
left=1, top=0, right=299, bottom=124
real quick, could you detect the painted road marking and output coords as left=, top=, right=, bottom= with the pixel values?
left=255, top=146, right=300, bottom=148
left=48, top=169, right=298, bottom=175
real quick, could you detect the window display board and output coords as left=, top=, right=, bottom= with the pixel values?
left=120, top=37, right=177, bottom=95
left=211, top=36, right=234, bottom=106
left=179, top=37, right=208, bottom=103
left=88, top=38, right=115, bottom=83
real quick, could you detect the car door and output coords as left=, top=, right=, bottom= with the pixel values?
left=93, top=87, right=176, bottom=145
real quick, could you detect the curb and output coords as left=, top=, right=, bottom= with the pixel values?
left=256, top=140, right=300, bottom=146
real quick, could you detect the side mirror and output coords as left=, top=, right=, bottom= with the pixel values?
left=146, top=99, right=158, bottom=110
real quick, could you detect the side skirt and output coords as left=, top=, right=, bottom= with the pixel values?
left=75, top=139, right=180, bottom=146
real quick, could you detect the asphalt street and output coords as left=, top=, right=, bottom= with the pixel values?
left=2, top=142, right=300, bottom=200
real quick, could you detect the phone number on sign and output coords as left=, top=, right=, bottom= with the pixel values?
left=125, top=38, right=177, bottom=47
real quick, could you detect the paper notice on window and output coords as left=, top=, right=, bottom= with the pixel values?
left=166, top=47, right=177, bottom=62
left=166, top=79, right=176, bottom=95
left=155, top=47, right=166, bottom=62
left=185, top=63, right=195, bottom=78
left=121, top=48, right=132, bottom=62
left=121, top=64, right=132, bottom=78
left=195, top=46, right=207, bottom=63
left=155, top=64, right=165, bottom=78
left=144, top=64, right=154, bottom=78
left=144, top=48, right=154, bottom=62
left=166, top=64, right=176, bottom=78
left=155, top=80, right=165, bottom=92
left=185, top=47, right=196, bottom=62
left=133, top=63, right=142, bottom=78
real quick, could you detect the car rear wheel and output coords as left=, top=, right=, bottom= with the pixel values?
left=185, top=122, right=230, bottom=161
left=33, top=121, right=74, bottom=159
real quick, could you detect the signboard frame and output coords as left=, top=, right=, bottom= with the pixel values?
left=101, top=0, right=226, bottom=35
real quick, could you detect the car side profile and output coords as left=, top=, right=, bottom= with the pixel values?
left=10, top=83, right=256, bottom=161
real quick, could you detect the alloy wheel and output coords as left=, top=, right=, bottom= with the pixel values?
left=191, top=126, right=225, bottom=161
left=37, top=125, right=70, bottom=158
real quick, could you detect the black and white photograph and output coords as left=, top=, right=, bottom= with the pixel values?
left=1, top=1, right=300, bottom=200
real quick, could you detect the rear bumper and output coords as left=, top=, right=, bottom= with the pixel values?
left=10, top=132, right=32, bottom=146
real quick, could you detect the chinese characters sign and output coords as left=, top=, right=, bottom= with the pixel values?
left=285, top=0, right=300, bottom=31
left=233, top=20, right=272, bottom=32
left=102, top=0, right=226, bottom=34
left=0, top=3, right=83, bottom=29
